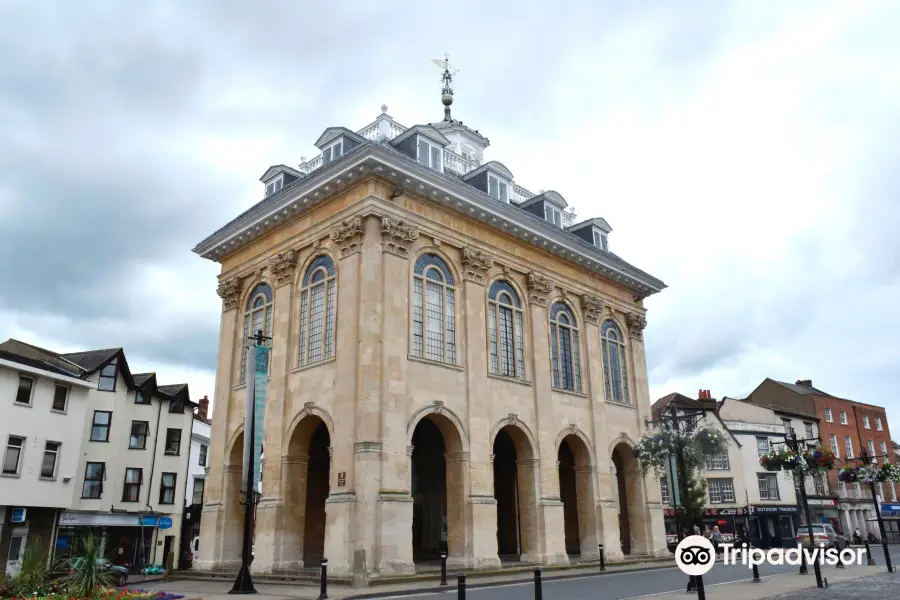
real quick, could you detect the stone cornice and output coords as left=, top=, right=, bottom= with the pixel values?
left=460, top=246, right=494, bottom=284
left=192, top=146, right=665, bottom=299
left=329, top=216, right=365, bottom=258
left=381, top=216, right=419, bottom=258
left=267, top=249, right=298, bottom=287
left=216, top=276, right=243, bottom=312
left=526, top=271, right=554, bottom=306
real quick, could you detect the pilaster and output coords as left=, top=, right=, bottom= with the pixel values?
left=582, top=295, right=611, bottom=547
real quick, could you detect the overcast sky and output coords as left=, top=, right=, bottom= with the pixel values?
left=2, top=1, right=898, bottom=434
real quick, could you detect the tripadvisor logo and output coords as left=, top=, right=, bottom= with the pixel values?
left=675, top=535, right=867, bottom=575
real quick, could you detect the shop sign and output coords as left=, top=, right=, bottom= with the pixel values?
left=663, top=507, right=747, bottom=517
left=807, top=498, right=838, bottom=507
left=748, top=505, right=798, bottom=514
left=60, top=512, right=156, bottom=527
left=158, top=517, right=173, bottom=530
left=881, top=503, right=900, bottom=516
left=10, top=507, right=26, bottom=523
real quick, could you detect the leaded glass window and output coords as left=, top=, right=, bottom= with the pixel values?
left=299, top=255, right=337, bottom=366
left=412, top=254, right=456, bottom=364
left=601, top=320, right=630, bottom=404
left=488, top=281, right=525, bottom=380
left=240, top=283, right=273, bottom=384
left=549, top=303, right=581, bottom=392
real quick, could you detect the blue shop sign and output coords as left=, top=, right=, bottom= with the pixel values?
left=139, top=516, right=159, bottom=527
left=881, top=503, right=900, bottom=516
left=158, top=517, right=173, bottom=530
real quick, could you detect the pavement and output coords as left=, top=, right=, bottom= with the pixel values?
left=763, top=571, right=899, bottom=599
left=145, top=546, right=900, bottom=600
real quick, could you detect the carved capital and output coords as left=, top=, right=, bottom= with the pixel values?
left=526, top=271, right=554, bottom=306
left=625, top=313, right=648, bottom=340
left=381, top=216, right=419, bottom=258
left=581, top=294, right=604, bottom=324
left=216, top=277, right=243, bottom=312
left=329, top=217, right=364, bottom=258
left=267, top=249, right=298, bottom=287
left=461, top=246, right=494, bottom=284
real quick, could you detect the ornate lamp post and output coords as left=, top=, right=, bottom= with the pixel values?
left=644, top=402, right=708, bottom=594
left=779, top=430, right=824, bottom=589
left=229, top=329, right=269, bottom=595
left=855, top=450, right=894, bottom=573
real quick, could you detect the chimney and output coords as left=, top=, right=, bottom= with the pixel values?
left=795, top=379, right=812, bottom=387
left=198, top=395, right=209, bottom=421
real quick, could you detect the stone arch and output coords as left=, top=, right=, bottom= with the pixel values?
left=554, top=426, right=596, bottom=467
left=557, top=431, right=599, bottom=558
left=284, top=404, right=335, bottom=452
left=547, top=295, right=585, bottom=326
left=407, top=403, right=469, bottom=454
left=409, top=411, right=468, bottom=564
left=611, top=440, right=646, bottom=556
left=411, top=246, right=463, bottom=288
left=281, top=413, right=331, bottom=568
left=225, top=425, right=245, bottom=466
left=295, top=249, right=338, bottom=291
left=491, top=422, right=540, bottom=562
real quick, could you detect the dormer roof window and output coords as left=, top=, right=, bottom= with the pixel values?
left=417, top=138, right=443, bottom=172
left=544, top=204, right=562, bottom=227
left=265, top=176, right=284, bottom=197
left=593, top=229, right=608, bottom=251
left=488, top=174, right=508, bottom=203
left=322, top=139, right=343, bottom=165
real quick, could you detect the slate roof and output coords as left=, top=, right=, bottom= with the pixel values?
left=0, top=348, right=79, bottom=378
left=772, top=379, right=835, bottom=397
left=61, top=348, right=121, bottom=373
left=132, top=372, right=155, bottom=387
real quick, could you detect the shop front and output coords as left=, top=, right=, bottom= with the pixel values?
left=54, top=512, right=165, bottom=572
left=875, top=503, right=900, bottom=544
left=746, top=505, right=799, bottom=548
left=663, top=507, right=746, bottom=550
left=805, top=497, right=841, bottom=533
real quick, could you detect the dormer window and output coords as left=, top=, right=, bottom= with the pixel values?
left=544, top=204, right=562, bottom=227
left=593, top=229, right=608, bottom=251
left=322, top=140, right=343, bottom=165
left=488, top=174, right=508, bottom=203
left=417, top=138, right=442, bottom=172
left=265, top=177, right=284, bottom=197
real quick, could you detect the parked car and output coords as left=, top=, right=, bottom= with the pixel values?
left=796, top=524, right=848, bottom=550
left=50, top=558, right=128, bottom=587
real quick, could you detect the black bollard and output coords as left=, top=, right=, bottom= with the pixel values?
left=696, top=574, right=706, bottom=600
left=599, top=543, right=606, bottom=571
left=799, top=549, right=808, bottom=574
left=836, top=544, right=845, bottom=569
left=318, top=558, right=328, bottom=600
left=457, top=574, right=466, bottom=600
left=751, top=562, right=761, bottom=583
left=864, top=539, right=875, bottom=565
left=440, top=552, right=448, bottom=586
left=534, top=568, right=543, bottom=600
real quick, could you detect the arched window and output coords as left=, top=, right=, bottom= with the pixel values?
left=298, top=255, right=337, bottom=366
left=549, top=303, right=581, bottom=392
left=412, top=253, right=456, bottom=364
left=601, top=320, right=630, bottom=404
left=488, top=280, right=525, bottom=380
left=240, top=283, right=273, bottom=384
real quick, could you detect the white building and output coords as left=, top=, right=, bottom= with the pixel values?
left=719, top=397, right=836, bottom=547
left=0, top=339, right=197, bottom=573
left=0, top=347, right=93, bottom=576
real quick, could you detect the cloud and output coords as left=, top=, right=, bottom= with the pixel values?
left=1, top=1, right=899, bottom=436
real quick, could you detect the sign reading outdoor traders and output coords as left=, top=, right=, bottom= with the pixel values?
left=242, top=343, right=270, bottom=494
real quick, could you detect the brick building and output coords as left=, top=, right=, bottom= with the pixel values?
left=745, top=378, right=896, bottom=535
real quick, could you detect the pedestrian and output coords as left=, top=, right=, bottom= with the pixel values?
left=712, top=526, right=723, bottom=555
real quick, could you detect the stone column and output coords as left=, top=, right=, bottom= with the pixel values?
left=526, top=271, right=569, bottom=565
left=602, top=466, right=625, bottom=561
left=574, top=466, right=600, bottom=559
left=253, top=250, right=298, bottom=573
left=461, top=248, right=500, bottom=569
left=196, top=275, right=242, bottom=571
left=323, top=216, right=365, bottom=578
left=374, top=216, right=419, bottom=575
left=581, top=294, right=608, bottom=558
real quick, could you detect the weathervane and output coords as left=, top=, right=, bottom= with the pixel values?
left=432, top=53, right=458, bottom=121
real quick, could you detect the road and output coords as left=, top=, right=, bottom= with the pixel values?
left=371, top=546, right=900, bottom=600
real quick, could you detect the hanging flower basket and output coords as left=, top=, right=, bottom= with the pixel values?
left=758, top=447, right=835, bottom=475
left=839, top=463, right=900, bottom=484
left=633, top=425, right=729, bottom=478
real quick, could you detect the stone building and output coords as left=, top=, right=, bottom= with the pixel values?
left=191, top=69, right=668, bottom=580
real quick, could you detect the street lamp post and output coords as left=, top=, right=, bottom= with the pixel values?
left=229, top=329, right=269, bottom=595
left=646, top=402, right=708, bottom=595
left=781, top=430, right=823, bottom=589
left=856, top=450, right=894, bottom=573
